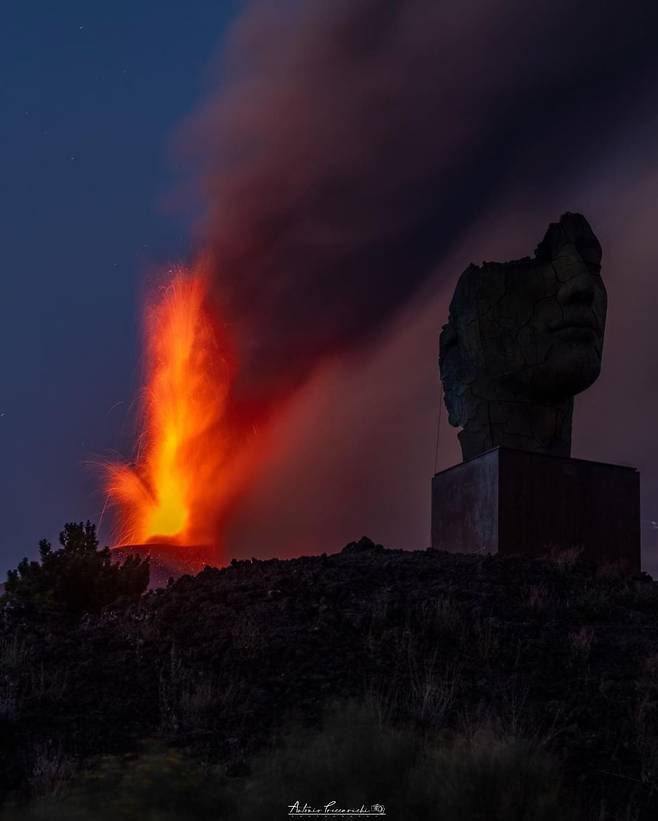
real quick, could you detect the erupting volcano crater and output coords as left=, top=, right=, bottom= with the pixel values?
left=104, top=269, right=263, bottom=572
left=111, top=542, right=219, bottom=588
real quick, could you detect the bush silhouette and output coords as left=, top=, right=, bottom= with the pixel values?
left=0, top=746, right=235, bottom=821
left=0, top=705, right=573, bottom=821
left=2, top=522, right=148, bottom=617
left=241, top=702, right=571, bottom=821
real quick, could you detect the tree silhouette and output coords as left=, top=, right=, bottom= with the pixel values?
left=3, top=521, right=149, bottom=617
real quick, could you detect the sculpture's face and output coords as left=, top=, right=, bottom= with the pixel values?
left=477, top=251, right=606, bottom=400
left=451, top=223, right=607, bottom=403
left=439, top=213, right=605, bottom=457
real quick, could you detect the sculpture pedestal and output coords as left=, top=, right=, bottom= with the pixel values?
left=431, top=448, right=640, bottom=573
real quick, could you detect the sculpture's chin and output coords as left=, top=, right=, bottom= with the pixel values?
left=523, top=345, right=603, bottom=400
left=493, top=340, right=602, bottom=402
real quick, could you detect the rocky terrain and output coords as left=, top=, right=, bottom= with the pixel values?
left=2, top=539, right=658, bottom=817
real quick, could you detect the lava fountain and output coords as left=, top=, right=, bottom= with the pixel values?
left=105, top=267, right=257, bottom=574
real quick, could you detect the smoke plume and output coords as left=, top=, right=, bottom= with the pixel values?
left=186, top=0, right=658, bottom=414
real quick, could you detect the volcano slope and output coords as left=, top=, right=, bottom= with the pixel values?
left=1, top=538, right=658, bottom=816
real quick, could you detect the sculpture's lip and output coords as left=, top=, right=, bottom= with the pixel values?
left=548, top=317, right=599, bottom=334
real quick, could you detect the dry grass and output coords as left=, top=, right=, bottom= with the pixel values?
left=547, top=545, right=584, bottom=571
left=568, top=626, right=595, bottom=660
left=158, top=645, right=236, bottom=735
left=26, top=743, right=73, bottom=798
left=523, top=582, right=551, bottom=615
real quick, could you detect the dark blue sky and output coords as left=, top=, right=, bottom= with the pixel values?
left=1, top=2, right=238, bottom=571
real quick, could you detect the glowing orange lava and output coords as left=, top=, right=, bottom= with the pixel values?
left=105, top=268, right=250, bottom=554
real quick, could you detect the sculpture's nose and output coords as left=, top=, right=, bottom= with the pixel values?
left=557, top=269, right=595, bottom=307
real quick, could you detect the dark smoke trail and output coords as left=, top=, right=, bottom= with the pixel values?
left=187, top=0, right=658, bottom=412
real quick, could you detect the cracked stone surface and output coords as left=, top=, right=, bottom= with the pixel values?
left=439, top=213, right=606, bottom=460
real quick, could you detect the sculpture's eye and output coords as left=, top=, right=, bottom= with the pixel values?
left=440, top=323, right=458, bottom=352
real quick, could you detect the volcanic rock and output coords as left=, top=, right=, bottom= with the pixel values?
left=3, top=544, right=658, bottom=815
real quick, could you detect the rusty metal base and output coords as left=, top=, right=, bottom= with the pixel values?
left=431, top=448, right=640, bottom=573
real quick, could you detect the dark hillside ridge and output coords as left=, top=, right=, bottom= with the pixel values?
left=2, top=540, right=658, bottom=816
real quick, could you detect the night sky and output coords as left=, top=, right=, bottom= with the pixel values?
left=1, top=2, right=238, bottom=571
left=3, top=1, right=658, bottom=576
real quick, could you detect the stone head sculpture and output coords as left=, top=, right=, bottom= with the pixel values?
left=439, top=213, right=606, bottom=460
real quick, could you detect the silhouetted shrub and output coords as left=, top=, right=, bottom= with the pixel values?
left=408, top=727, right=570, bottom=821
left=239, top=700, right=419, bottom=818
left=2, top=522, right=148, bottom=618
left=240, top=702, right=571, bottom=821
left=2, top=746, right=235, bottom=821
left=0, top=703, right=574, bottom=821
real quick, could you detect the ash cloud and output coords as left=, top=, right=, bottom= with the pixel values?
left=188, top=0, right=658, bottom=412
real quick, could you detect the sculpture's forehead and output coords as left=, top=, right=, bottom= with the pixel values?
left=453, top=258, right=557, bottom=326
left=449, top=259, right=570, bottom=355
left=479, top=259, right=559, bottom=309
